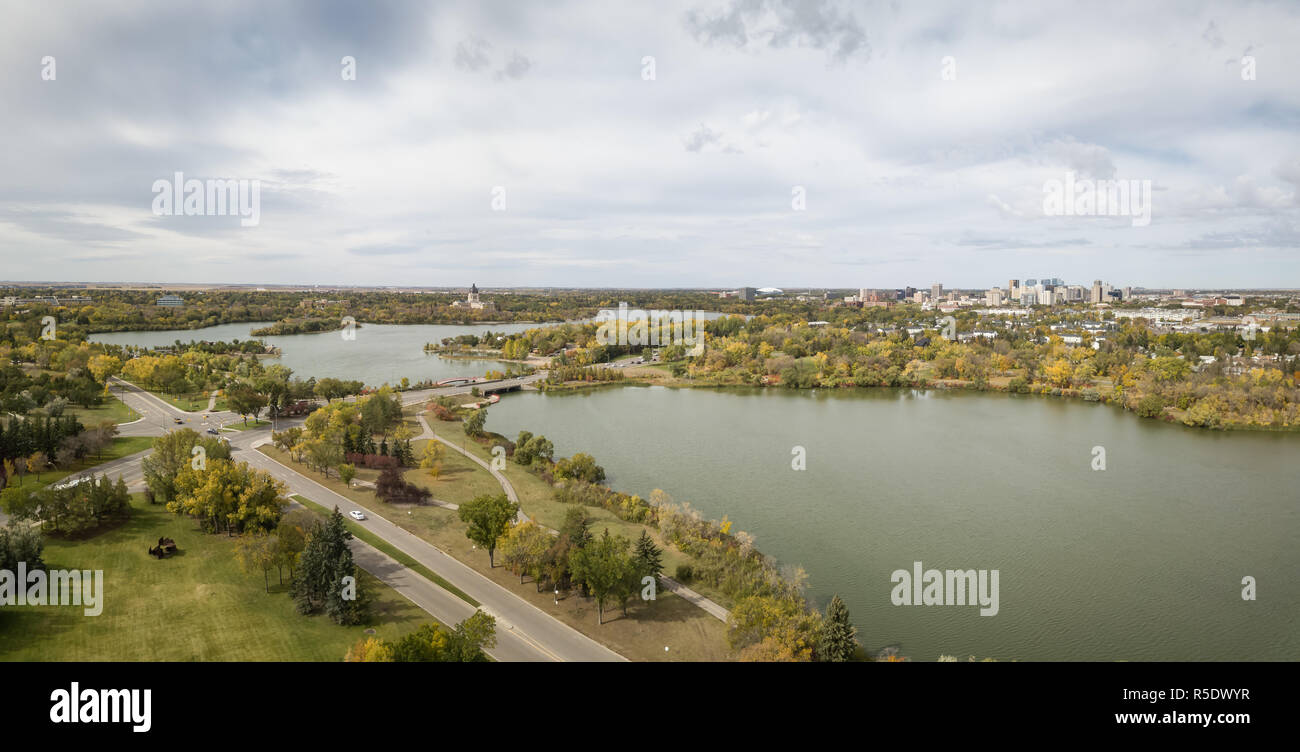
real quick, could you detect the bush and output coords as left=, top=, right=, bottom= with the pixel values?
left=1135, top=394, right=1165, bottom=419
left=375, top=466, right=432, bottom=505
left=675, top=564, right=694, bottom=582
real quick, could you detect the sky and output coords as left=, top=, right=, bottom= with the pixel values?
left=0, top=0, right=1298, bottom=290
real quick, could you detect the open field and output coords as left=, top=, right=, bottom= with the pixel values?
left=0, top=496, right=431, bottom=661
left=64, top=398, right=141, bottom=426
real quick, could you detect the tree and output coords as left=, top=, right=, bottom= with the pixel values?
left=457, top=493, right=518, bottom=567
left=463, top=408, right=488, bottom=437
left=141, top=429, right=231, bottom=504
left=169, top=459, right=287, bottom=535
left=87, top=354, right=123, bottom=382
left=236, top=533, right=279, bottom=593
left=345, top=637, right=394, bottom=662
left=819, top=594, right=859, bottom=662
left=559, top=507, right=592, bottom=549
left=26, top=451, right=47, bottom=482
left=291, top=506, right=369, bottom=625
left=338, top=463, right=356, bottom=488
left=633, top=530, right=664, bottom=581
left=226, top=383, right=268, bottom=426
left=420, top=440, right=445, bottom=478
left=0, top=521, right=44, bottom=573
left=568, top=528, right=635, bottom=625
left=448, top=610, right=497, bottom=661
left=496, top=520, right=551, bottom=585
left=554, top=452, right=605, bottom=484
left=727, top=594, right=820, bottom=660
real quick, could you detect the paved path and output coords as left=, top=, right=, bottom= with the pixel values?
left=20, top=384, right=623, bottom=661
left=415, top=415, right=730, bottom=623
left=414, top=414, right=528, bottom=524
left=243, top=436, right=624, bottom=662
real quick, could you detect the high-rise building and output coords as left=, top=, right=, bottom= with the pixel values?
left=931, top=283, right=943, bottom=301
left=1091, top=280, right=1103, bottom=303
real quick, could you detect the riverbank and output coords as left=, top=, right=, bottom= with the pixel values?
left=544, top=362, right=1300, bottom=433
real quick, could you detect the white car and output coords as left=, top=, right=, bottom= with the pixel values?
left=349, top=510, right=366, bottom=521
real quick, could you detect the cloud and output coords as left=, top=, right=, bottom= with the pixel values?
left=1202, top=20, right=1224, bottom=49
left=496, top=52, right=533, bottom=80
left=454, top=35, right=493, bottom=72
left=684, top=0, right=870, bottom=62
left=683, top=123, right=725, bottom=152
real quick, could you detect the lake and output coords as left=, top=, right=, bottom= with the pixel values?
left=89, top=311, right=734, bottom=387
left=485, top=386, right=1300, bottom=661
left=90, top=321, right=547, bottom=386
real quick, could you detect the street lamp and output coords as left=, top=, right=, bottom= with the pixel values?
left=554, top=587, right=559, bottom=606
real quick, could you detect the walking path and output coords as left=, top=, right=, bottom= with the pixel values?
left=413, top=413, right=730, bottom=623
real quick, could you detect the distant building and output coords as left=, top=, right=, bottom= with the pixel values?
left=452, top=283, right=496, bottom=311
left=156, top=294, right=184, bottom=307
left=739, top=287, right=756, bottom=301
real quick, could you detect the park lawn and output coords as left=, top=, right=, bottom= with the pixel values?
left=259, top=441, right=731, bottom=661
left=0, top=496, right=430, bottom=661
left=63, top=398, right=140, bottom=426
left=223, top=418, right=272, bottom=431
left=420, top=420, right=736, bottom=609
left=406, top=438, right=503, bottom=505
left=291, top=494, right=478, bottom=608
left=15, top=436, right=156, bottom=495
left=390, top=504, right=731, bottom=662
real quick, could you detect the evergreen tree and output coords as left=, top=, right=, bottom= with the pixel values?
left=633, top=529, right=663, bottom=580
left=819, top=594, right=859, bottom=662
left=291, top=506, right=366, bottom=623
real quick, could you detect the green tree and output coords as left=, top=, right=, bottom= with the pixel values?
left=463, top=408, right=488, bottom=437
left=633, top=529, right=664, bottom=581
left=141, top=429, right=231, bottom=504
left=457, top=493, right=518, bottom=567
left=568, top=528, right=635, bottom=625
left=338, top=463, right=356, bottom=488
left=819, top=594, right=859, bottom=662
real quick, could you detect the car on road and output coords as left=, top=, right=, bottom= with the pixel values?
left=349, top=510, right=366, bottom=521
left=206, top=428, right=219, bottom=435
left=173, top=417, right=184, bottom=424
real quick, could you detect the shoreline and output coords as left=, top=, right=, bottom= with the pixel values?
left=531, top=375, right=1300, bottom=434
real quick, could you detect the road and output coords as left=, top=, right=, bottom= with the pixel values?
left=27, top=379, right=625, bottom=661
left=239, top=434, right=624, bottom=662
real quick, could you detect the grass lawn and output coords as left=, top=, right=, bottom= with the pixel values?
left=0, top=496, right=431, bottom=661
left=382, top=504, right=730, bottom=662
left=64, top=399, right=140, bottom=426
left=407, top=438, right=504, bottom=505
left=120, top=381, right=224, bottom=412
left=420, top=420, right=734, bottom=608
left=223, top=418, right=272, bottom=431
left=261, top=435, right=732, bottom=661
left=291, top=494, right=478, bottom=608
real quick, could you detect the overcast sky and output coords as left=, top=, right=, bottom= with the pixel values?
left=1, top=0, right=1298, bottom=289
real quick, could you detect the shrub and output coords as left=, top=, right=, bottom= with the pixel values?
left=675, top=564, right=694, bottom=582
